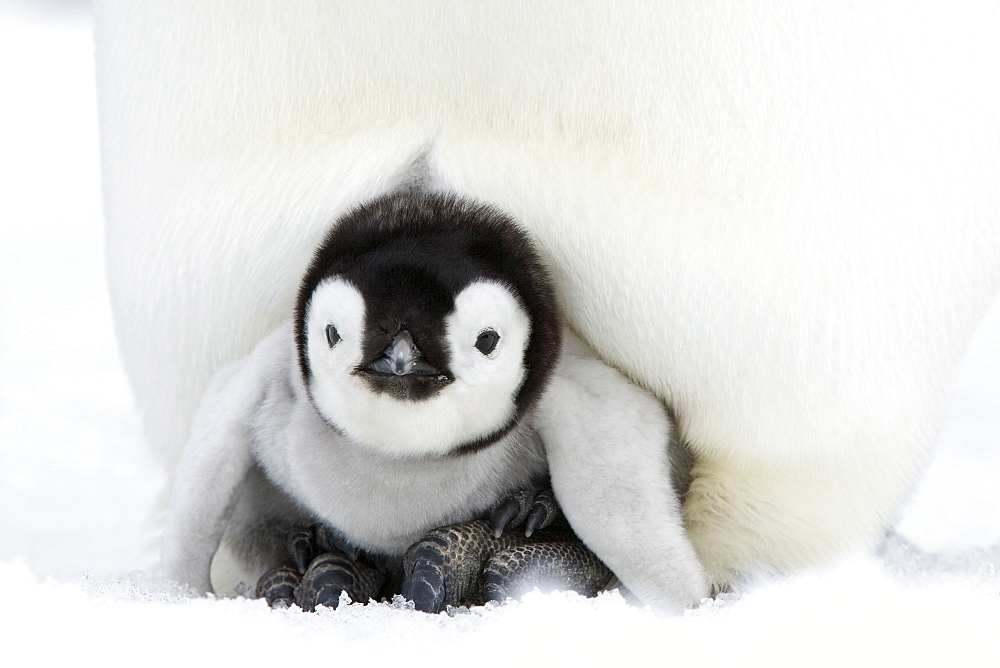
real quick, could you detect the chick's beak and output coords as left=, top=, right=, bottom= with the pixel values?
left=364, top=330, right=440, bottom=376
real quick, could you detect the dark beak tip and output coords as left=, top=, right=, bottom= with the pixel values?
left=359, top=329, right=442, bottom=377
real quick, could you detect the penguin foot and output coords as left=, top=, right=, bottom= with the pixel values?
left=256, top=548, right=386, bottom=611
left=400, top=544, right=447, bottom=613
left=256, top=524, right=385, bottom=611
left=294, top=550, right=384, bottom=611
left=403, top=520, right=513, bottom=612
left=483, top=542, right=613, bottom=603
left=402, top=518, right=612, bottom=613
left=257, top=526, right=316, bottom=608
left=255, top=565, right=301, bottom=608
left=259, top=517, right=612, bottom=614
left=489, top=486, right=560, bottom=538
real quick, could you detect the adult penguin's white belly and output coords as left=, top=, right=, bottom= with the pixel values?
left=95, top=2, right=1000, bottom=590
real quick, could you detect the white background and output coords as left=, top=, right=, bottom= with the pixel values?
left=1, top=3, right=998, bottom=664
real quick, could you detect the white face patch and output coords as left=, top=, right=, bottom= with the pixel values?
left=305, top=277, right=368, bottom=391
left=305, top=277, right=531, bottom=457
left=444, top=280, right=531, bottom=395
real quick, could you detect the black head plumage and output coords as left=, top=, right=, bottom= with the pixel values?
left=294, top=191, right=562, bottom=450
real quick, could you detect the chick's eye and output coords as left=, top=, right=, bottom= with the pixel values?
left=475, top=329, right=500, bottom=355
left=325, top=324, right=341, bottom=348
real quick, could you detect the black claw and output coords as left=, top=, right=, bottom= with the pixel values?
left=289, top=528, right=315, bottom=574
left=297, top=552, right=351, bottom=611
left=293, top=549, right=385, bottom=612
left=402, top=560, right=446, bottom=613
left=523, top=504, right=547, bottom=538
left=313, top=586, right=345, bottom=610
left=489, top=497, right=520, bottom=537
left=256, top=565, right=301, bottom=609
left=483, top=577, right=510, bottom=604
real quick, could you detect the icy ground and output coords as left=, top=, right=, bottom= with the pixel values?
left=1, top=4, right=998, bottom=665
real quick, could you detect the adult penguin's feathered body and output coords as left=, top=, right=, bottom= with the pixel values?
left=161, top=193, right=705, bottom=608
left=98, top=4, right=1000, bottom=597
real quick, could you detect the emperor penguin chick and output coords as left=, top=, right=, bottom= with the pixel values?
left=162, top=192, right=562, bottom=594
left=162, top=192, right=708, bottom=611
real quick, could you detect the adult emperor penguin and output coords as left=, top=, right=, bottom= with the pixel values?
left=98, top=3, right=1000, bottom=597
left=161, top=192, right=707, bottom=610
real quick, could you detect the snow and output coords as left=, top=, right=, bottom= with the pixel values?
left=1, top=3, right=998, bottom=664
